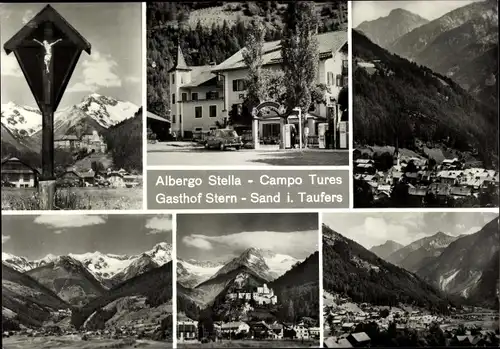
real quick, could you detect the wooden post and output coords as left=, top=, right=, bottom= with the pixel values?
left=39, top=22, right=56, bottom=209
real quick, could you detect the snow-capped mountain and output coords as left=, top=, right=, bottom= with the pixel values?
left=2, top=252, right=56, bottom=272
left=177, top=259, right=224, bottom=288
left=210, top=248, right=300, bottom=282
left=1, top=94, right=139, bottom=146
left=1, top=242, right=172, bottom=285
left=0, top=102, right=43, bottom=138
left=74, top=93, right=139, bottom=129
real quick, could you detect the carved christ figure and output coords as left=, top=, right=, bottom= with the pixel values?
left=33, top=38, right=62, bottom=73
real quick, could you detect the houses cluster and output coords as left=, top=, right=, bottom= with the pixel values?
left=178, top=315, right=320, bottom=343
left=324, top=330, right=499, bottom=348
left=58, top=167, right=142, bottom=188
left=324, top=301, right=446, bottom=338
left=354, top=152, right=499, bottom=206
left=324, top=301, right=499, bottom=347
left=226, top=283, right=278, bottom=306
left=0, top=156, right=141, bottom=189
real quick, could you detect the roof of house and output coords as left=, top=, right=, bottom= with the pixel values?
left=349, top=332, right=371, bottom=342
left=324, top=337, right=353, bottom=348
left=213, top=31, right=347, bottom=72
left=221, top=321, right=248, bottom=329
left=55, top=135, right=79, bottom=141
left=409, top=187, right=428, bottom=196
left=147, top=111, right=170, bottom=123
left=181, top=66, right=219, bottom=87
left=450, top=186, right=472, bottom=196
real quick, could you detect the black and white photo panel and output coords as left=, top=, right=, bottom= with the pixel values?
left=2, top=214, right=173, bottom=349
left=352, top=0, right=499, bottom=209
left=1, top=3, right=143, bottom=211
left=322, top=212, right=499, bottom=348
left=176, top=212, right=320, bottom=348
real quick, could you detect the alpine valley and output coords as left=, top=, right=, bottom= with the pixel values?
left=323, top=216, right=500, bottom=347
left=1, top=242, right=173, bottom=344
left=177, top=247, right=319, bottom=333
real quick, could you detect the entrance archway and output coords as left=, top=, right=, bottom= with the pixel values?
left=252, top=101, right=287, bottom=149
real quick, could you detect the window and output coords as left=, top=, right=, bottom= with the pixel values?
left=195, top=106, right=202, bottom=118
left=209, top=105, right=217, bottom=118
left=194, top=127, right=203, bottom=132
left=171, top=74, right=175, bottom=85
left=336, top=74, right=342, bottom=87
left=210, top=127, right=217, bottom=131
left=342, top=60, right=348, bottom=69
left=343, top=76, right=348, bottom=86
left=327, top=72, right=334, bottom=85
left=182, top=93, right=187, bottom=101
left=172, top=115, right=176, bottom=123
left=191, top=92, right=198, bottom=101
left=232, top=79, right=246, bottom=91
left=172, top=93, right=175, bottom=104
left=206, top=91, right=219, bottom=100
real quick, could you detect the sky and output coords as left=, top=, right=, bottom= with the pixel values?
left=1, top=214, right=172, bottom=259
left=352, top=0, right=481, bottom=27
left=177, top=213, right=319, bottom=261
left=0, top=3, right=142, bottom=109
left=323, top=212, right=498, bottom=249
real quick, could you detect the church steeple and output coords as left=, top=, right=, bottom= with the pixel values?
left=172, top=45, right=190, bottom=71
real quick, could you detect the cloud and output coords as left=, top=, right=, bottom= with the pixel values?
left=2, top=235, right=11, bottom=244
left=145, top=216, right=172, bottom=234
left=125, top=76, right=141, bottom=84
left=182, top=230, right=318, bottom=257
left=67, top=51, right=122, bottom=92
left=1, top=51, right=23, bottom=78
left=33, top=215, right=106, bottom=230
left=183, top=236, right=213, bottom=250
left=21, top=9, right=34, bottom=24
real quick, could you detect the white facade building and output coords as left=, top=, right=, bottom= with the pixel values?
left=169, top=30, right=347, bottom=138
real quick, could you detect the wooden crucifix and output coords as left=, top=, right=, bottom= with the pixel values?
left=4, top=4, right=91, bottom=209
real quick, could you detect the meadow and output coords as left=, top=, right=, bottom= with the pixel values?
left=2, top=335, right=171, bottom=349
left=1, top=187, right=142, bottom=210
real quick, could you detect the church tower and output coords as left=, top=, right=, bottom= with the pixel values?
left=168, top=45, right=191, bottom=137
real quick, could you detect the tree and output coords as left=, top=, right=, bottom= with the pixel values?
left=287, top=299, right=295, bottom=324
left=242, top=21, right=266, bottom=109
left=281, top=1, right=319, bottom=117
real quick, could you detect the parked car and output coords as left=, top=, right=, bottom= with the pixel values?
left=204, top=129, right=243, bottom=150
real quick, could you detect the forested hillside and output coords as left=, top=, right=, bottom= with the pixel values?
left=353, top=30, right=498, bottom=167
left=104, top=107, right=143, bottom=172
left=323, top=225, right=454, bottom=313
left=147, top=1, right=347, bottom=116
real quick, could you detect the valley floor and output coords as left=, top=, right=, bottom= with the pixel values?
left=2, top=335, right=172, bottom=349
left=1, top=187, right=142, bottom=210
left=178, top=339, right=318, bottom=348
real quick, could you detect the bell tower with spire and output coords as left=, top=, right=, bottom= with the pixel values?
left=168, top=44, right=191, bottom=137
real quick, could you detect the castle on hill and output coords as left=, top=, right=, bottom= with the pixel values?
left=227, top=283, right=278, bottom=305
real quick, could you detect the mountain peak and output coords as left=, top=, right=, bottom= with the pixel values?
left=389, top=8, right=420, bottom=18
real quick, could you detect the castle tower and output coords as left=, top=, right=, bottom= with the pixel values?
left=168, top=45, right=191, bottom=137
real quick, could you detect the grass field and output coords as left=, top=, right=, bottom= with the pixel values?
left=1, top=187, right=142, bottom=210
left=178, top=339, right=319, bottom=348
left=2, top=335, right=171, bottom=349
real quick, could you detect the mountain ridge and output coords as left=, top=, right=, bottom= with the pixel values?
left=357, top=8, right=429, bottom=50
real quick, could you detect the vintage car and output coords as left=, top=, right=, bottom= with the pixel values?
left=204, top=129, right=243, bottom=150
